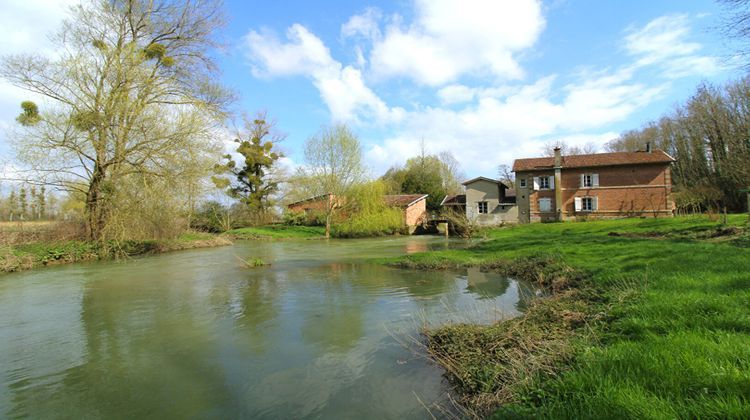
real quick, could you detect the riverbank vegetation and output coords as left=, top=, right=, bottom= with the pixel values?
left=387, top=216, right=750, bottom=418
left=0, top=224, right=230, bottom=273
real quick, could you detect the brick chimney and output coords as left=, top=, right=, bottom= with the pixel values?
left=553, top=147, right=563, bottom=221
left=554, top=146, right=562, bottom=167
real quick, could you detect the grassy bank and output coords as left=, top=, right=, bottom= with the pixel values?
left=386, top=216, right=750, bottom=418
left=225, top=225, right=326, bottom=240
left=1, top=232, right=232, bottom=274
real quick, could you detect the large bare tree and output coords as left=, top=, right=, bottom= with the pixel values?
left=0, top=0, right=232, bottom=240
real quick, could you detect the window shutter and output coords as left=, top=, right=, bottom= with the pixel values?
left=580, top=174, right=585, bottom=188
left=593, top=196, right=599, bottom=211
left=574, top=197, right=582, bottom=211
left=533, top=177, right=540, bottom=190
left=549, top=176, right=555, bottom=189
left=592, top=174, right=599, bottom=187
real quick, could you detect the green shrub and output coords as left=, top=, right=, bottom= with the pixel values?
left=332, top=207, right=403, bottom=238
left=283, top=210, right=306, bottom=226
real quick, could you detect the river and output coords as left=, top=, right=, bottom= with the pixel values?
left=0, top=236, right=533, bottom=419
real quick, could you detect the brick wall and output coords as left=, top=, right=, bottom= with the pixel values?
left=404, top=199, right=427, bottom=226
left=517, top=163, right=673, bottom=222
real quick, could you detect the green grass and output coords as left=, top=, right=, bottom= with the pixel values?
left=385, top=215, right=750, bottom=418
left=225, top=225, right=326, bottom=239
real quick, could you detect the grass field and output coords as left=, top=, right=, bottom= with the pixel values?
left=387, top=215, right=750, bottom=418
left=225, top=225, right=326, bottom=239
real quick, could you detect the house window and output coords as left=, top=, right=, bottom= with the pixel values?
left=538, top=198, right=552, bottom=213
left=575, top=196, right=598, bottom=212
left=533, top=176, right=554, bottom=190
left=582, top=197, right=593, bottom=211
left=478, top=202, right=489, bottom=214
left=580, top=173, right=599, bottom=188
left=519, top=178, right=527, bottom=188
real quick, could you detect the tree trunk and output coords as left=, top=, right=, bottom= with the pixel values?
left=85, top=165, right=107, bottom=241
left=325, top=211, right=331, bottom=239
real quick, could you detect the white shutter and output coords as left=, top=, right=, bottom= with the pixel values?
left=574, top=197, right=582, bottom=212
left=580, top=174, right=585, bottom=188
left=549, top=176, right=555, bottom=190
left=533, top=177, right=540, bottom=190
left=593, top=196, right=599, bottom=211
left=592, top=174, right=599, bottom=187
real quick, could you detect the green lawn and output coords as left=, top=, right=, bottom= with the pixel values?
left=388, top=215, right=750, bottom=418
left=225, top=225, right=326, bottom=239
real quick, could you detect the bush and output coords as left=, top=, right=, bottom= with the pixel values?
left=283, top=210, right=306, bottom=226
left=332, top=207, right=403, bottom=238
left=191, top=201, right=233, bottom=233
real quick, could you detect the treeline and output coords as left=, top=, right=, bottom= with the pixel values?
left=380, top=149, right=463, bottom=211
left=607, top=77, right=750, bottom=213
left=0, top=185, right=63, bottom=221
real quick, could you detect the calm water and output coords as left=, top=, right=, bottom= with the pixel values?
left=0, top=236, right=533, bottom=419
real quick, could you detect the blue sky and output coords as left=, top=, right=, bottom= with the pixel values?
left=0, top=0, right=741, bottom=180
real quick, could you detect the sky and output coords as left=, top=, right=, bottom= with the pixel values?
left=0, top=0, right=742, bottom=181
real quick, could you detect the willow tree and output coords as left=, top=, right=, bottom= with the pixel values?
left=0, top=0, right=231, bottom=240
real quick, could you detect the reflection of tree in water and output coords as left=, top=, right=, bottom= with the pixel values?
left=9, top=268, right=232, bottom=418
left=300, top=263, right=366, bottom=352
left=355, top=264, right=455, bottom=298
left=236, top=270, right=283, bottom=354
left=465, top=267, right=510, bottom=299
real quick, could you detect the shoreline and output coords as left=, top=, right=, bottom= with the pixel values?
left=0, top=233, right=233, bottom=275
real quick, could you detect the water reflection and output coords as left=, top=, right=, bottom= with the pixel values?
left=0, top=236, right=532, bottom=419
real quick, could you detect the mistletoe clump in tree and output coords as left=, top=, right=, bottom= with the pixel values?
left=213, top=113, right=285, bottom=222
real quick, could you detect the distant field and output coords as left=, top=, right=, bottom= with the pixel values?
left=0, top=220, right=60, bottom=232
left=0, top=220, right=84, bottom=245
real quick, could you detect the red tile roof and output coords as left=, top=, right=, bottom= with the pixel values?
left=513, top=150, right=675, bottom=172
left=383, top=194, right=428, bottom=207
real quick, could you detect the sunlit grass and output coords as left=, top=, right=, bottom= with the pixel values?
left=385, top=215, right=750, bottom=418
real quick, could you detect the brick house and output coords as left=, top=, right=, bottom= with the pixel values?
left=287, top=193, right=428, bottom=233
left=513, top=147, right=675, bottom=223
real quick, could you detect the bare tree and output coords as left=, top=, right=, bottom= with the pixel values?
left=299, top=124, right=365, bottom=238
left=606, top=77, right=750, bottom=212
left=542, top=140, right=599, bottom=156
left=0, top=0, right=232, bottom=240
left=719, top=0, right=750, bottom=67
left=497, top=164, right=515, bottom=187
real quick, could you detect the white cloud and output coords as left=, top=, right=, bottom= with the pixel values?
left=341, top=8, right=382, bottom=41
left=245, top=24, right=404, bottom=124
left=365, top=70, right=668, bottom=175
left=625, top=14, right=721, bottom=77
left=368, top=0, right=545, bottom=86
left=243, top=9, right=721, bottom=177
